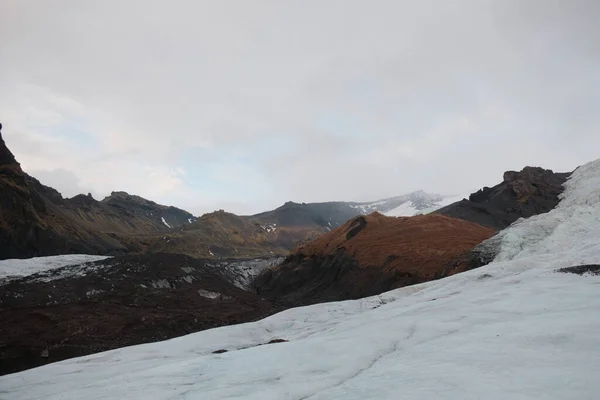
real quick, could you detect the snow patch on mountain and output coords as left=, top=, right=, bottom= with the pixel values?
left=383, top=201, right=419, bottom=217
left=260, top=223, right=277, bottom=233
left=414, top=193, right=470, bottom=215
left=2, top=160, right=599, bottom=399
left=161, top=217, right=171, bottom=228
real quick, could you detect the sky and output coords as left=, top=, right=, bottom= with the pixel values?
left=0, top=0, right=598, bottom=216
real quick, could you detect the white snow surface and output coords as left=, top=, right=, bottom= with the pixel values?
left=0, top=255, right=110, bottom=281
left=161, top=217, right=171, bottom=228
left=382, top=200, right=419, bottom=217
left=2, top=160, right=600, bottom=399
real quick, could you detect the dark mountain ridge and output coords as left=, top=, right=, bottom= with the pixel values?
left=437, top=166, right=571, bottom=229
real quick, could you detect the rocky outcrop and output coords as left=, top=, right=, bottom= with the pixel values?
left=254, top=212, right=495, bottom=306
left=437, top=166, right=571, bottom=230
left=0, top=254, right=280, bottom=375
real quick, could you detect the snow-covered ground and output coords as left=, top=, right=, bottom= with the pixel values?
left=2, top=160, right=600, bottom=399
left=0, top=255, right=110, bottom=281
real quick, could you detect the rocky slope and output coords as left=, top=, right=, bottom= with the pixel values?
left=0, top=254, right=282, bottom=375
left=437, top=167, right=571, bottom=229
left=254, top=212, right=495, bottom=305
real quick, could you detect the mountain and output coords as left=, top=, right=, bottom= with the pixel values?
left=248, top=191, right=467, bottom=230
left=3, top=158, right=598, bottom=399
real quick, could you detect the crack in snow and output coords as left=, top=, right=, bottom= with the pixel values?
left=298, top=341, right=402, bottom=400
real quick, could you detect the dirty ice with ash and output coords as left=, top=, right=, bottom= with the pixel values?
left=2, top=159, right=600, bottom=399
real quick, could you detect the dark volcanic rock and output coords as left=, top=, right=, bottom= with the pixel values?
left=0, top=253, right=279, bottom=375
left=437, top=166, right=571, bottom=230
left=557, top=265, right=600, bottom=276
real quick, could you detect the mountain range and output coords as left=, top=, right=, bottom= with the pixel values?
left=0, top=128, right=462, bottom=261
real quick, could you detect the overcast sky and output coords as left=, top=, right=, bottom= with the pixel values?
left=0, top=1, right=598, bottom=215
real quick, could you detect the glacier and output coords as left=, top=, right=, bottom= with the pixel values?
left=0, top=255, right=110, bottom=281
left=1, top=159, right=599, bottom=399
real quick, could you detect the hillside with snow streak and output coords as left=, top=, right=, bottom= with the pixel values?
left=2, top=159, right=599, bottom=399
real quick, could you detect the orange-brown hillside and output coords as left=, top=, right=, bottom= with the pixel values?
left=294, top=211, right=495, bottom=276
left=255, top=212, right=495, bottom=305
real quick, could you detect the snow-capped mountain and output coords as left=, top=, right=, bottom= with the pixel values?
left=348, top=191, right=467, bottom=216
left=248, top=191, right=464, bottom=231
left=2, top=159, right=598, bottom=399
left=379, top=192, right=470, bottom=217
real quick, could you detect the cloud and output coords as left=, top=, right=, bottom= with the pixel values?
left=28, top=168, right=92, bottom=199
left=1, top=0, right=599, bottom=214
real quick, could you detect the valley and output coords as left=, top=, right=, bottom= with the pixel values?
left=0, top=125, right=578, bottom=377
left=2, top=156, right=598, bottom=399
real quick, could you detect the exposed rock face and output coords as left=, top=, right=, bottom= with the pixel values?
left=0, top=254, right=280, bottom=375
left=254, top=212, right=495, bottom=306
left=437, top=166, right=571, bottom=230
